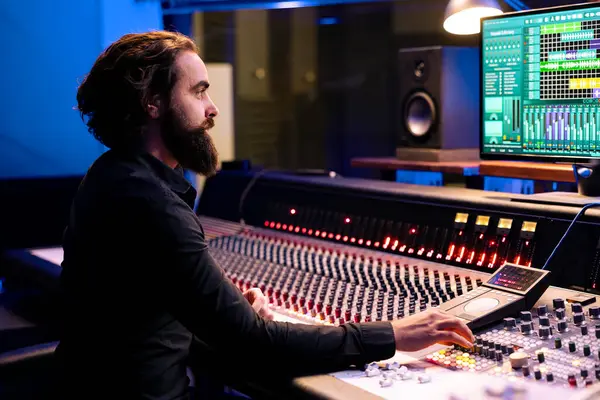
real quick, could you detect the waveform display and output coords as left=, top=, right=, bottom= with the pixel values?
left=541, top=21, right=581, bottom=34
left=523, top=106, right=600, bottom=152
left=548, top=49, right=597, bottom=61
left=540, top=58, right=600, bottom=72
left=560, top=30, right=594, bottom=42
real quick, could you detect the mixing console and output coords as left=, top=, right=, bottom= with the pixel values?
left=200, top=215, right=600, bottom=397
left=204, top=217, right=488, bottom=325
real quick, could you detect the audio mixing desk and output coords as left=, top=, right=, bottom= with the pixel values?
left=9, top=167, right=600, bottom=399
left=8, top=215, right=600, bottom=399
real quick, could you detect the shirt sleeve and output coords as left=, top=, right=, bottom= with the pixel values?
left=121, top=180, right=396, bottom=371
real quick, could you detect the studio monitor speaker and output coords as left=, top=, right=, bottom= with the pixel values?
left=397, top=46, right=480, bottom=162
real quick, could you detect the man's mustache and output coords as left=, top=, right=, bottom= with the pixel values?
left=202, top=118, right=215, bottom=130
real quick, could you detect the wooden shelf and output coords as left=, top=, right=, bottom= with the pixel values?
left=479, top=161, right=575, bottom=183
left=350, top=157, right=480, bottom=175
left=351, top=157, right=577, bottom=183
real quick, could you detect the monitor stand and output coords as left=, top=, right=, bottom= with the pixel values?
left=573, top=160, right=600, bottom=197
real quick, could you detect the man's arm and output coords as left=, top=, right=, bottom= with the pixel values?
left=118, top=180, right=395, bottom=371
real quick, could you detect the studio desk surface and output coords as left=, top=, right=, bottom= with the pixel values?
left=5, top=216, right=600, bottom=400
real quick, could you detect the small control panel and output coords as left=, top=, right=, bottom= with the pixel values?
left=439, top=263, right=551, bottom=329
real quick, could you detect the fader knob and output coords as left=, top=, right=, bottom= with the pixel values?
left=572, top=303, right=584, bottom=314
left=520, top=311, right=532, bottom=322
left=590, top=307, right=600, bottom=319
left=504, top=318, right=517, bottom=329
left=537, top=305, right=548, bottom=317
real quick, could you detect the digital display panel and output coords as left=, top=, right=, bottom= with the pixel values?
left=487, top=263, right=546, bottom=292
left=481, top=4, right=600, bottom=160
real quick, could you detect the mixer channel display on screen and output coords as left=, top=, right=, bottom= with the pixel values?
left=481, top=5, right=600, bottom=159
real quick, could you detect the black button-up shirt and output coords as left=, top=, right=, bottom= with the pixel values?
left=54, top=149, right=396, bottom=399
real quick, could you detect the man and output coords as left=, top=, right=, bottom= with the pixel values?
left=55, top=31, right=474, bottom=399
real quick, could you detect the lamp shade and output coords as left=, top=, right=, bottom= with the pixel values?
left=443, top=0, right=503, bottom=35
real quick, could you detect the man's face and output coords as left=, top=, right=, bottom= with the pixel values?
left=160, top=51, right=220, bottom=176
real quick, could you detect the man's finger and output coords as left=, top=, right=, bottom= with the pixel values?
left=251, top=295, right=265, bottom=313
left=435, top=331, right=473, bottom=349
left=436, top=318, right=475, bottom=342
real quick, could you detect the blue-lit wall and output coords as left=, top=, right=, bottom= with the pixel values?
left=0, top=0, right=163, bottom=180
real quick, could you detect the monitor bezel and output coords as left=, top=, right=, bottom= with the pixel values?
left=479, top=2, right=600, bottom=163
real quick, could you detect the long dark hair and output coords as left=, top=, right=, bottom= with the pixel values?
left=76, top=31, right=198, bottom=149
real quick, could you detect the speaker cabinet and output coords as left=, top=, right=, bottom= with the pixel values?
left=396, top=46, right=480, bottom=161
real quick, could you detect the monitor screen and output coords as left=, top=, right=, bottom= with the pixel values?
left=481, top=3, right=600, bottom=161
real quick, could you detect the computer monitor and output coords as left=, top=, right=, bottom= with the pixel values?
left=480, top=2, right=600, bottom=163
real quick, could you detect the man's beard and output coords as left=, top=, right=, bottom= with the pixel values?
left=160, top=106, right=219, bottom=176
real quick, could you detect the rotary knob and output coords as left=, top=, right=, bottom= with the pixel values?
left=556, top=308, right=566, bottom=320
left=538, top=326, right=551, bottom=339
left=520, top=311, right=532, bottom=322
left=572, top=303, right=583, bottom=314
left=590, top=307, right=600, bottom=319
left=539, top=316, right=550, bottom=326
left=537, top=305, right=548, bottom=317
left=553, top=298, right=565, bottom=310
left=504, top=317, right=517, bottom=329
left=557, top=319, right=568, bottom=332
left=520, top=322, right=533, bottom=334
left=574, top=313, right=586, bottom=326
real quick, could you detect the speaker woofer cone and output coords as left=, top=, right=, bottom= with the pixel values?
left=404, top=91, right=436, bottom=139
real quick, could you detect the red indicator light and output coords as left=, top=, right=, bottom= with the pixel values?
left=459, top=231, right=463, bottom=236
left=357, top=239, right=363, bottom=245
left=374, top=242, right=380, bottom=247
left=275, top=223, right=281, bottom=229
left=301, top=228, right=307, bottom=233
left=270, top=222, right=275, bottom=228
left=479, top=233, right=484, bottom=239
left=391, top=240, right=399, bottom=251
left=335, top=234, right=341, bottom=240
left=467, top=251, right=475, bottom=264
left=308, top=229, right=313, bottom=235
left=282, top=224, right=287, bottom=230
left=344, top=217, right=351, bottom=224
left=343, top=236, right=348, bottom=242
left=264, top=221, right=269, bottom=227
left=502, top=236, right=506, bottom=243
left=295, top=227, right=300, bottom=233
left=322, top=232, right=328, bottom=238
left=327, top=233, right=333, bottom=239
left=315, top=230, right=320, bottom=236
left=288, top=225, right=294, bottom=231
left=366, top=240, right=371, bottom=246
left=290, top=208, right=296, bottom=215
left=410, top=228, right=416, bottom=234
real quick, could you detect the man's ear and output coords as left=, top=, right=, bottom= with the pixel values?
left=147, top=95, right=162, bottom=119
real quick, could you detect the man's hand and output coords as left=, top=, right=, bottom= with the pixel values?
left=243, top=288, right=274, bottom=321
left=391, top=309, right=475, bottom=352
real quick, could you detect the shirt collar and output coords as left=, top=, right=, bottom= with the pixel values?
left=136, top=151, right=198, bottom=208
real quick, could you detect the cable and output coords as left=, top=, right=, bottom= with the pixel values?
left=236, top=168, right=341, bottom=234
left=237, top=168, right=277, bottom=233
left=541, top=202, right=600, bottom=270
